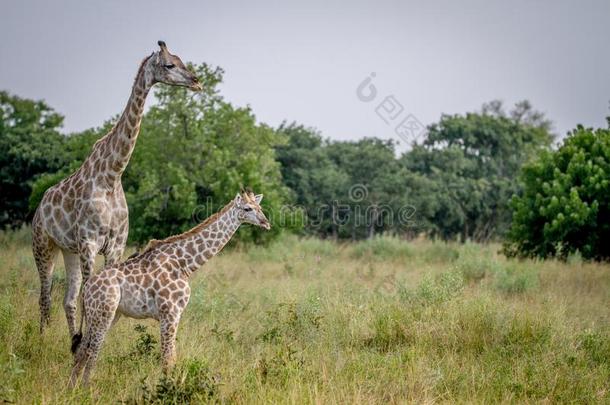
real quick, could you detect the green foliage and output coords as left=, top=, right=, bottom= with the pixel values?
left=259, top=299, right=323, bottom=344
left=401, top=100, right=554, bottom=242
left=579, top=328, right=610, bottom=367
left=493, top=262, right=539, bottom=294
left=0, top=91, right=68, bottom=228
left=399, top=270, right=465, bottom=306
left=135, top=359, right=219, bottom=404
left=276, top=124, right=409, bottom=239
left=505, top=124, right=610, bottom=260
left=364, top=306, right=411, bottom=352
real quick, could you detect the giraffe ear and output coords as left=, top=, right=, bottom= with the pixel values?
left=254, top=194, right=263, bottom=204
left=235, top=193, right=242, bottom=204
left=157, top=40, right=169, bottom=54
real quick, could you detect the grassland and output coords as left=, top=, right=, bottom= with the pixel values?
left=0, top=228, right=609, bottom=404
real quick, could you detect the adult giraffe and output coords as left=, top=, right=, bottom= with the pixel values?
left=31, top=41, right=202, bottom=343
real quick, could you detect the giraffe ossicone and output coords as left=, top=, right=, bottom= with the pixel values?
left=69, top=189, right=270, bottom=387
left=31, top=41, right=202, bottom=341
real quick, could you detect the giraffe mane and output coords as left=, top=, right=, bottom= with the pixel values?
left=139, top=200, right=236, bottom=255
left=91, top=53, right=154, bottom=150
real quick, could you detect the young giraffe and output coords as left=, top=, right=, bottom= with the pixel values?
left=69, top=190, right=270, bottom=387
left=32, top=41, right=202, bottom=340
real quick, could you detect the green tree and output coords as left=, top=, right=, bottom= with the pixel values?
left=326, top=138, right=407, bottom=239
left=276, top=124, right=407, bottom=240
left=401, top=100, right=554, bottom=242
left=275, top=123, right=349, bottom=238
left=505, top=123, right=610, bottom=260
left=0, top=91, right=68, bottom=228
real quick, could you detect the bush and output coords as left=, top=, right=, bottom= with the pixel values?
left=135, top=359, right=219, bottom=404
left=399, top=270, right=464, bottom=305
left=493, top=262, right=539, bottom=295
left=505, top=124, right=610, bottom=260
left=455, top=242, right=497, bottom=282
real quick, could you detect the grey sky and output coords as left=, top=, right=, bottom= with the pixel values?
left=1, top=0, right=609, bottom=151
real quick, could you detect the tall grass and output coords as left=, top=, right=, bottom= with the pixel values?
left=0, top=231, right=608, bottom=403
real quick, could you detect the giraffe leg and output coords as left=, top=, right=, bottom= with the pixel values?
left=80, top=323, right=111, bottom=388
left=70, top=290, right=118, bottom=388
left=68, top=239, right=98, bottom=351
left=69, top=328, right=90, bottom=388
left=160, top=313, right=181, bottom=373
left=78, top=240, right=98, bottom=283
left=62, top=252, right=82, bottom=338
left=32, top=228, right=59, bottom=334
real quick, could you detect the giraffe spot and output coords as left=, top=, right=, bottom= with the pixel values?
left=142, top=275, right=152, bottom=287
left=185, top=243, right=196, bottom=256
left=51, top=192, right=60, bottom=205
left=63, top=198, right=74, bottom=212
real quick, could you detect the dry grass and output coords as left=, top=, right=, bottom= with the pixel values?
left=0, top=229, right=608, bottom=404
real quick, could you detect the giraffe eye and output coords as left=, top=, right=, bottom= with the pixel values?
left=244, top=207, right=253, bottom=212
left=164, top=64, right=175, bottom=69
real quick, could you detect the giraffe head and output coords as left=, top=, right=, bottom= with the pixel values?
left=148, top=40, right=202, bottom=91
left=235, top=189, right=271, bottom=230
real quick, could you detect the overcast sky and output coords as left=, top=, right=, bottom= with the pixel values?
left=1, top=0, right=609, bottom=151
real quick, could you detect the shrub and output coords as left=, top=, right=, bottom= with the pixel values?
left=135, top=359, right=219, bottom=404
left=505, top=124, right=610, bottom=260
left=578, top=328, right=610, bottom=367
left=493, top=262, right=539, bottom=295
left=363, top=306, right=411, bottom=352
left=455, top=243, right=497, bottom=282
left=399, top=270, right=464, bottom=305
left=258, top=298, right=323, bottom=344
left=420, top=242, right=460, bottom=264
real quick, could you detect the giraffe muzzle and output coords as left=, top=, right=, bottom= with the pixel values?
left=190, top=79, right=203, bottom=91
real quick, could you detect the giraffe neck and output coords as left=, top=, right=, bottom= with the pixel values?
left=171, top=202, right=241, bottom=276
left=89, top=56, right=154, bottom=189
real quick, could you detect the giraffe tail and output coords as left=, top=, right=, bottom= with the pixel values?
left=71, top=332, right=83, bottom=354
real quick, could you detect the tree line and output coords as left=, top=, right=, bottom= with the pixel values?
left=1, top=63, right=608, bottom=259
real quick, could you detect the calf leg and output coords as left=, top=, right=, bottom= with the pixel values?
left=160, top=313, right=181, bottom=373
